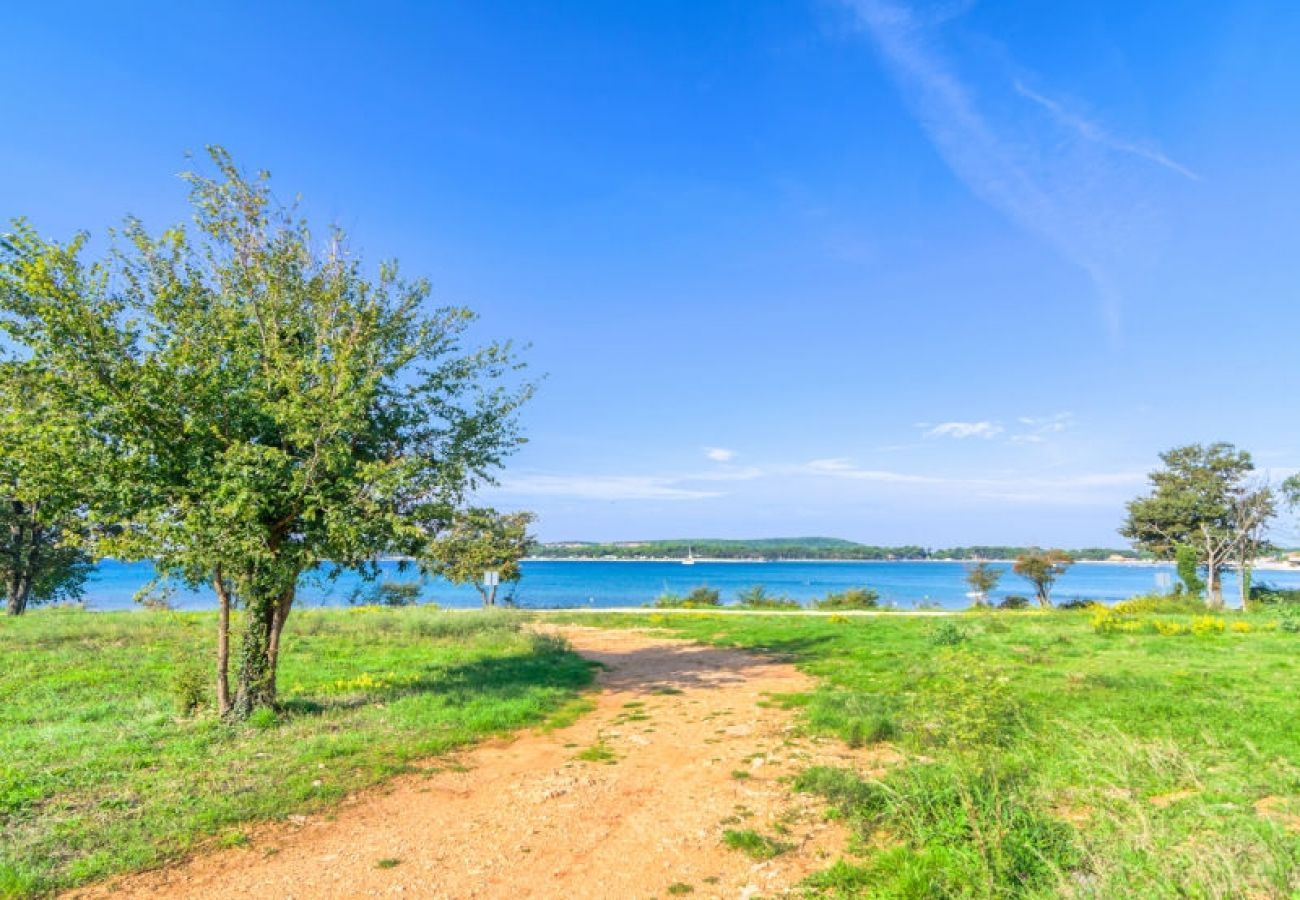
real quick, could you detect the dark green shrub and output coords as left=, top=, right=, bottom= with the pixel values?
left=734, top=585, right=801, bottom=609
left=998, top=595, right=1030, bottom=610
left=1250, top=583, right=1300, bottom=607
left=1057, top=598, right=1093, bottom=610
left=930, top=621, right=967, bottom=646
left=814, top=587, right=879, bottom=610
left=169, top=656, right=208, bottom=716
left=653, top=586, right=721, bottom=609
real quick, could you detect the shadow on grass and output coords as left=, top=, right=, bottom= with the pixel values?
left=278, top=643, right=596, bottom=716
left=566, top=633, right=837, bottom=695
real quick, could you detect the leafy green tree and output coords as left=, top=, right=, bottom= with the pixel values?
left=0, top=148, right=530, bottom=716
left=1174, top=544, right=1205, bottom=596
left=1012, top=550, right=1072, bottom=607
left=423, top=508, right=535, bottom=606
left=963, top=562, right=1002, bottom=606
left=0, top=361, right=93, bottom=614
left=1121, top=443, right=1274, bottom=608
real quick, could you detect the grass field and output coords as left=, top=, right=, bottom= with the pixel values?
left=548, top=607, right=1300, bottom=897
left=0, top=608, right=594, bottom=897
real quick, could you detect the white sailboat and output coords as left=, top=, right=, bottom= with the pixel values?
left=682, top=546, right=696, bottom=565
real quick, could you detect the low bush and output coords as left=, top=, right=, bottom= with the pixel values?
left=1249, top=582, right=1300, bottom=607
left=814, top=587, right=879, bottom=611
left=653, top=586, right=722, bottom=609
left=1113, top=593, right=1207, bottom=615
left=1057, top=598, right=1096, bottom=610
left=998, top=595, right=1030, bottom=610
left=930, top=621, right=967, bottom=646
left=734, top=585, right=801, bottom=609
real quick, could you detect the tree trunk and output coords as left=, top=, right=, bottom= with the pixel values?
left=230, top=596, right=278, bottom=719
left=229, top=582, right=297, bottom=720
left=1239, top=563, right=1253, bottom=612
left=1036, top=584, right=1051, bottom=608
left=6, top=572, right=31, bottom=616
left=213, top=568, right=231, bottom=716
left=1206, top=560, right=1224, bottom=609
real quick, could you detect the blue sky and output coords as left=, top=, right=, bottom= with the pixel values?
left=4, top=1, right=1299, bottom=546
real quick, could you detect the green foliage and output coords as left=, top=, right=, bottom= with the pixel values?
left=1113, top=593, right=1208, bottom=615
left=734, top=585, right=800, bottom=609
left=1122, top=443, right=1274, bottom=606
left=422, top=508, right=535, bottom=606
left=349, top=580, right=424, bottom=608
left=1, top=148, right=531, bottom=713
left=796, top=762, right=1077, bottom=897
left=1012, top=549, right=1073, bottom=607
left=963, top=561, right=1002, bottom=605
left=929, top=621, right=967, bottom=646
left=0, top=361, right=93, bottom=615
left=1249, top=582, right=1300, bottom=607
left=653, top=586, right=721, bottom=609
left=169, top=653, right=209, bottom=716
left=997, top=595, right=1030, bottom=610
left=813, top=587, right=879, bottom=610
left=721, top=829, right=790, bottom=860
left=910, top=656, right=1025, bottom=750
left=1175, top=543, right=1205, bottom=596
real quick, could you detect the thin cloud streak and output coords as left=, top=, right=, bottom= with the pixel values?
left=841, top=0, right=1190, bottom=344
left=1013, top=81, right=1201, bottom=182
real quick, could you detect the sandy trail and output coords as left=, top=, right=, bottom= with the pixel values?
left=76, top=626, right=870, bottom=899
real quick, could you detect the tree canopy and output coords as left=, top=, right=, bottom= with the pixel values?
left=0, top=147, right=532, bottom=715
left=1012, top=550, right=1072, bottom=608
left=424, top=507, right=535, bottom=606
left=1120, top=443, right=1274, bottom=608
left=0, top=360, right=92, bottom=614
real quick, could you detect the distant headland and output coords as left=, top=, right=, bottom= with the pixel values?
left=528, top=537, right=1143, bottom=562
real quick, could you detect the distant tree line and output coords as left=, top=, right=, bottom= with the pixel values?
left=530, top=538, right=1140, bottom=562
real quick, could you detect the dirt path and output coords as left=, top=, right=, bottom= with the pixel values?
left=77, top=626, right=872, bottom=899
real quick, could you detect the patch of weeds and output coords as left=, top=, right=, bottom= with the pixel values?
left=542, top=697, right=596, bottom=731
left=930, top=621, right=968, bottom=647
left=247, top=707, right=279, bottom=730
left=375, top=857, right=401, bottom=869
left=795, top=763, right=1076, bottom=896
left=651, top=686, right=684, bottom=695
left=731, top=770, right=752, bottom=780
left=623, top=701, right=645, bottom=709
left=575, top=741, right=617, bottom=764
left=217, top=830, right=250, bottom=849
left=666, top=882, right=694, bottom=895
left=722, top=829, right=791, bottom=860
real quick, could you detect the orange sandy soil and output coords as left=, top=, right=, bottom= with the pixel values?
left=71, top=626, right=885, bottom=899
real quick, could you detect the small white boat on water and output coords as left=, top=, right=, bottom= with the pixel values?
left=683, top=546, right=696, bottom=565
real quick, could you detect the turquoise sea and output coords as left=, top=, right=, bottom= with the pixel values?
left=70, top=559, right=1300, bottom=611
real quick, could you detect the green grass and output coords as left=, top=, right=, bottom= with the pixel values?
left=721, top=827, right=791, bottom=860
left=541, top=609, right=1300, bottom=897
left=0, top=607, right=594, bottom=897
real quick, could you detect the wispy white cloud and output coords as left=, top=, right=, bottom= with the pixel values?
left=1013, top=81, right=1201, bottom=182
left=924, top=420, right=1003, bottom=439
left=803, top=458, right=941, bottom=483
left=802, top=455, right=1143, bottom=505
left=842, top=0, right=1190, bottom=343
left=1010, top=412, right=1074, bottom=444
left=495, top=474, right=723, bottom=501
left=704, top=446, right=737, bottom=462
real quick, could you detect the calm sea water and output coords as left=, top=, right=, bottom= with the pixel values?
left=72, top=559, right=1300, bottom=611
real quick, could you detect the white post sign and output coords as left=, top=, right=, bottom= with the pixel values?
left=483, top=570, right=500, bottom=588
